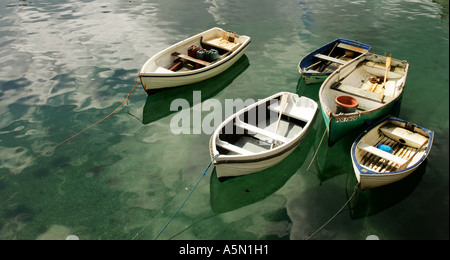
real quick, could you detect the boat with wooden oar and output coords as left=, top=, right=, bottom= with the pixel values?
left=319, top=52, right=409, bottom=146
left=298, top=38, right=371, bottom=85
left=139, top=27, right=251, bottom=93
left=351, top=116, right=434, bottom=190
left=209, top=92, right=318, bottom=179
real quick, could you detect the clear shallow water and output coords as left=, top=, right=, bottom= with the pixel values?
left=0, top=0, right=448, bottom=240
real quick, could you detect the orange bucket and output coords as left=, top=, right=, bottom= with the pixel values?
left=335, top=95, right=358, bottom=113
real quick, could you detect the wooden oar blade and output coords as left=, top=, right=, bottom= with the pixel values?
left=270, top=93, right=290, bottom=149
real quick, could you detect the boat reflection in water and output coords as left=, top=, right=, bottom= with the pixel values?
left=346, top=161, right=427, bottom=219
left=142, top=55, right=249, bottom=125
left=209, top=117, right=321, bottom=214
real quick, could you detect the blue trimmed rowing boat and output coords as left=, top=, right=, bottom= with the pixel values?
left=351, top=116, right=434, bottom=190
left=298, top=38, right=371, bottom=85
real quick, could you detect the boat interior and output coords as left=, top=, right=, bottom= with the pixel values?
left=216, top=96, right=315, bottom=156
left=151, top=30, right=244, bottom=73
left=306, top=42, right=368, bottom=73
left=355, top=120, right=429, bottom=173
left=324, top=55, right=408, bottom=113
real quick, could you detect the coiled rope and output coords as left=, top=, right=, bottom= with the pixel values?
left=0, top=73, right=140, bottom=181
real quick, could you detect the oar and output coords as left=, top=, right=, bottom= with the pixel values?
left=380, top=53, right=392, bottom=102
left=396, top=138, right=428, bottom=171
left=271, top=93, right=289, bottom=149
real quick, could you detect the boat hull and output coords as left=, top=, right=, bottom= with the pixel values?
left=139, top=27, right=251, bottom=93
left=212, top=138, right=299, bottom=179
left=322, top=96, right=402, bottom=146
left=298, top=38, right=371, bottom=85
left=351, top=116, right=434, bottom=190
left=140, top=44, right=249, bottom=91
left=354, top=164, right=421, bottom=190
left=210, top=92, right=318, bottom=179
left=301, top=74, right=329, bottom=85
left=319, top=52, right=409, bottom=146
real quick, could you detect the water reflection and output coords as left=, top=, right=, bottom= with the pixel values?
left=346, top=161, right=427, bottom=219
left=142, top=55, right=249, bottom=124
left=0, top=0, right=447, bottom=240
left=209, top=114, right=319, bottom=214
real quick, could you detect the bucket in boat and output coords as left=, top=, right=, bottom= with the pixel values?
left=335, top=95, right=358, bottom=113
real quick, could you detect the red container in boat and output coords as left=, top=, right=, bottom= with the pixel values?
left=335, top=95, right=358, bottom=113
left=188, top=45, right=199, bottom=58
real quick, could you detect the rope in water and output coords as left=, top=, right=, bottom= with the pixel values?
left=305, top=183, right=360, bottom=240
left=153, top=154, right=219, bottom=240
left=0, top=74, right=140, bottom=181
left=301, top=127, right=361, bottom=239
left=130, top=166, right=208, bottom=240
left=305, top=128, right=327, bottom=173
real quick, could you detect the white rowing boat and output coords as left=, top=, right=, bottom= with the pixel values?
left=351, top=116, right=434, bottom=190
left=209, top=92, right=318, bottom=179
left=139, top=27, right=251, bottom=93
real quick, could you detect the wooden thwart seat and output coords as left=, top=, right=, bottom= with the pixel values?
left=336, top=43, right=368, bottom=54
left=216, top=139, right=254, bottom=155
left=332, top=83, right=387, bottom=103
left=358, top=142, right=407, bottom=165
left=379, top=125, right=428, bottom=149
left=314, top=53, right=347, bottom=65
left=203, top=37, right=241, bottom=52
left=235, top=119, right=290, bottom=144
left=268, top=101, right=313, bottom=122
left=171, top=52, right=211, bottom=67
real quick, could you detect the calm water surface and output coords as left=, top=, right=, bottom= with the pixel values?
left=0, top=0, right=448, bottom=240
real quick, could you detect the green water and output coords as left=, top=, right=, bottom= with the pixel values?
left=0, top=0, right=448, bottom=240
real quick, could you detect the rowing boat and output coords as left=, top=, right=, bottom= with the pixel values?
left=209, top=92, right=318, bottom=179
left=298, top=38, right=371, bottom=85
left=319, top=52, right=409, bottom=146
left=351, top=116, right=434, bottom=190
left=139, top=27, right=251, bottom=93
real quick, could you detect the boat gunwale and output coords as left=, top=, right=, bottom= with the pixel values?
left=298, top=38, right=372, bottom=76
left=210, top=92, right=318, bottom=163
left=139, top=40, right=251, bottom=78
left=319, top=52, right=410, bottom=119
left=139, top=27, right=251, bottom=77
left=351, top=116, right=434, bottom=177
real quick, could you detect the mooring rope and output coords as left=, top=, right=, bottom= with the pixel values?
left=299, top=126, right=361, bottom=239
left=305, top=183, right=360, bottom=240
left=153, top=154, right=219, bottom=240
left=0, top=74, right=141, bottom=181
left=305, top=128, right=327, bottom=173
left=130, top=166, right=209, bottom=240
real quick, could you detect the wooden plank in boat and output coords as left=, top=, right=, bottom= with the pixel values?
left=337, top=43, right=368, bottom=54
left=314, top=53, right=347, bottom=65
left=333, top=83, right=386, bottom=103
left=380, top=125, right=428, bottom=149
left=358, top=142, right=407, bottom=166
left=216, top=139, right=254, bottom=155
left=235, top=119, right=290, bottom=144
left=203, top=37, right=241, bottom=52
left=171, top=52, right=211, bottom=67
left=268, top=102, right=313, bottom=122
